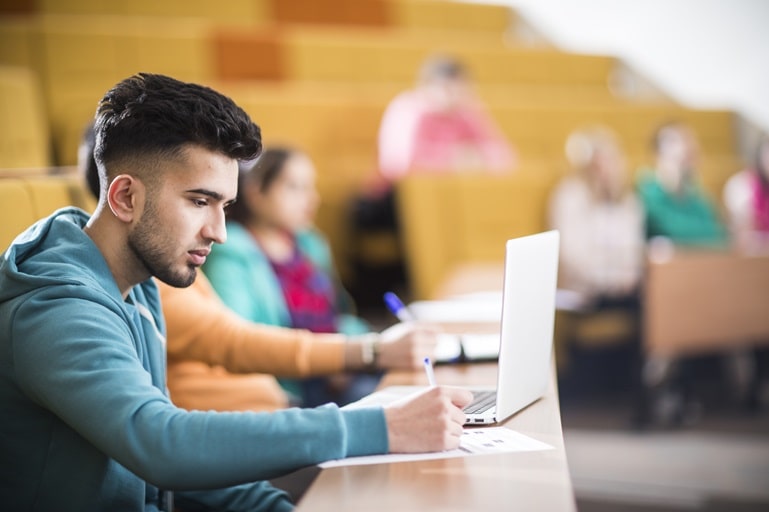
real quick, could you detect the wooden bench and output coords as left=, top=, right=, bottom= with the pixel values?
left=0, top=169, right=92, bottom=251
left=27, top=0, right=266, bottom=24
left=644, top=248, right=769, bottom=359
left=633, top=246, right=769, bottom=424
left=396, top=173, right=554, bottom=300
left=0, top=66, right=50, bottom=168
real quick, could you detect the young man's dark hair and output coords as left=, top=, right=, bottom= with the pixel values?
left=93, top=72, right=261, bottom=195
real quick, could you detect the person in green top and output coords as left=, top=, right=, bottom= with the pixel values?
left=634, top=121, right=731, bottom=429
left=636, top=121, right=728, bottom=247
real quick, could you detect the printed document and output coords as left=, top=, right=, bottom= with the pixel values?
left=318, top=427, right=552, bottom=468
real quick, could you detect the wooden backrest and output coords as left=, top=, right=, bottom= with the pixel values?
left=34, top=0, right=265, bottom=24
left=391, top=0, right=512, bottom=33
left=643, top=249, right=769, bottom=357
left=212, top=27, right=616, bottom=85
left=24, top=176, right=78, bottom=217
left=0, top=178, right=36, bottom=251
left=397, top=173, right=553, bottom=299
left=1, top=172, right=94, bottom=252
left=0, top=66, right=50, bottom=168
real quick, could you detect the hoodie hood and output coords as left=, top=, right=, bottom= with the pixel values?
left=0, top=207, right=121, bottom=305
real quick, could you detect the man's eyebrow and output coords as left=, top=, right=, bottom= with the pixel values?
left=187, top=188, right=228, bottom=202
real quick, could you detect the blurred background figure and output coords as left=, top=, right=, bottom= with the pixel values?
left=723, top=133, right=769, bottom=413
left=376, top=52, right=517, bottom=185
left=204, top=147, right=381, bottom=407
left=723, top=132, right=769, bottom=253
left=636, top=121, right=728, bottom=248
left=635, top=122, right=734, bottom=427
left=350, top=53, right=518, bottom=307
left=75, top=122, right=99, bottom=202
left=74, top=122, right=98, bottom=213
left=550, top=125, right=645, bottom=305
left=549, top=125, right=645, bottom=405
left=354, top=53, right=518, bottom=226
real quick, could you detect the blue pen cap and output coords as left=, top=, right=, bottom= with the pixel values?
left=383, top=291, right=405, bottom=315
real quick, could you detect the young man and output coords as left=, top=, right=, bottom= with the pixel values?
left=0, top=73, right=472, bottom=511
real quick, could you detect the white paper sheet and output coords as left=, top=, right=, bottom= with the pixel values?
left=409, top=298, right=502, bottom=324
left=318, top=427, right=552, bottom=468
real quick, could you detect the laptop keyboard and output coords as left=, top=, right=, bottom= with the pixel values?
left=463, top=390, right=496, bottom=414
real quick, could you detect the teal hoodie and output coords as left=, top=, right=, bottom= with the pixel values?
left=204, top=222, right=372, bottom=399
left=0, top=207, right=387, bottom=511
left=204, top=222, right=369, bottom=336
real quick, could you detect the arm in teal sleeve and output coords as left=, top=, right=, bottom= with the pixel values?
left=12, top=288, right=388, bottom=490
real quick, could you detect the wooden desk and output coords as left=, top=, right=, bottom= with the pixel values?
left=294, top=256, right=575, bottom=511
left=644, top=248, right=769, bottom=358
left=295, top=362, right=576, bottom=511
left=637, top=249, right=769, bottom=413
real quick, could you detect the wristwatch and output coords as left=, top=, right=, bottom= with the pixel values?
left=359, top=334, right=381, bottom=368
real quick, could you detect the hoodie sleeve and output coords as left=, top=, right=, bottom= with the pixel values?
left=11, top=284, right=388, bottom=490
left=161, top=276, right=346, bottom=377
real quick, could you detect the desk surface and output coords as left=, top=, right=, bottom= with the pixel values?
left=295, top=362, right=576, bottom=511
left=645, top=249, right=769, bottom=357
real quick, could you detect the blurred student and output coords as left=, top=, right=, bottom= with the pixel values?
left=634, top=121, right=733, bottom=426
left=68, top=122, right=99, bottom=213
left=723, top=133, right=769, bottom=252
left=350, top=54, right=517, bottom=303
left=0, top=72, right=471, bottom=511
left=636, top=121, right=728, bottom=247
left=723, top=133, right=769, bottom=411
left=377, top=53, right=517, bottom=184
left=78, top=123, right=436, bottom=414
left=204, top=147, right=397, bottom=407
left=549, top=125, right=645, bottom=306
left=548, top=125, right=645, bottom=403
left=355, top=54, right=517, bottom=221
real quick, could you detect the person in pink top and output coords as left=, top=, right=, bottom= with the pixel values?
left=349, top=55, right=517, bottom=307
left=723, top=132, right=769, bottom=252
left=377, top=53, right=517, bottom=183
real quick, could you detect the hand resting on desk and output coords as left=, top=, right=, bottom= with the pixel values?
left=383, top=386, right=474, bottom=453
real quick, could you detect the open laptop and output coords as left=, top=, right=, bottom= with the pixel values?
left=462, top=230, right=560, bottom=424
left=344, top=230, right=560, bottom=425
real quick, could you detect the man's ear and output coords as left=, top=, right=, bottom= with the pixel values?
left=107, top=174, right=141, bottom=223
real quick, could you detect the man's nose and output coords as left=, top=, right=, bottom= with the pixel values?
left=203, top=209, right=228, bottom=244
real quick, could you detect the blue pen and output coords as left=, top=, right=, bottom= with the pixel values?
left=383, top=291, right=416, bottom=322
left=423, top=357, right=437, bottom=386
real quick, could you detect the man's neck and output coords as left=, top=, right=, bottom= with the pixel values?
left=84, top=210, right=146, bottom=299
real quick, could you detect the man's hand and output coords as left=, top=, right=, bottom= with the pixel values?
left=383, top=386, right=474, bottom=453
left=376, top=322, right=438, bottom=370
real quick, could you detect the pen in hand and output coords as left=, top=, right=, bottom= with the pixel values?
left=423, top=357, right=437, bottom=386
left=383, top=291, right=416, bottom=322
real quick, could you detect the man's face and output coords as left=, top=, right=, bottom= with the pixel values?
left=127, top=145, right=238, bottom=287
